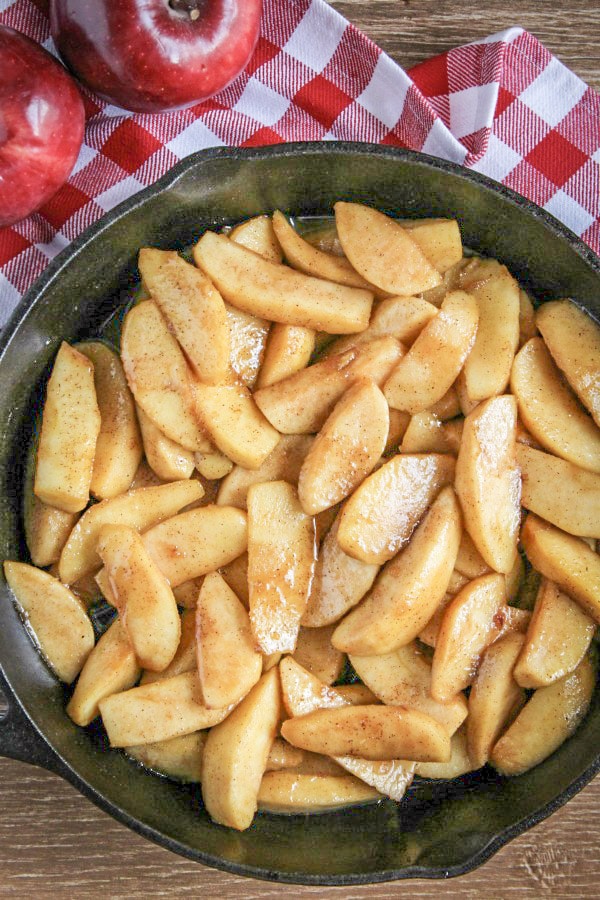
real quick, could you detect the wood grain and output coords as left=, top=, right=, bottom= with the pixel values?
left=1, top=3, right=599, bottom=896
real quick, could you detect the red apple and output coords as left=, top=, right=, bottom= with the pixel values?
left=49, top=0, right=263, bottom=114
left=0, top=25, right=85, bottom=228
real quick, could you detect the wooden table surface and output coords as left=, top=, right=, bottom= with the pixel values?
left=1, top=2, right=600, bottom=897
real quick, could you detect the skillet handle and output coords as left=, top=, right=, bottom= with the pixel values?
left=0, top=672, right=61, bottom=773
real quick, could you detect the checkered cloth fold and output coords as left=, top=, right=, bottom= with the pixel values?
left=1, top=0, right=599, bottom=326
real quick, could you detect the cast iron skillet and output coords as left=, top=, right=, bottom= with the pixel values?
left=0, top=143, right=599, bottom=885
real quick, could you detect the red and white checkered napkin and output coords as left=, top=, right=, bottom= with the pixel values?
left=1, top=0, right=599, bottom=326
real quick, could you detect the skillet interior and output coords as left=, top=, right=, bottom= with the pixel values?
left=1, top=143, right=599, bottom=884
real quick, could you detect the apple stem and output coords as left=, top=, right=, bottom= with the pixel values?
left=169, top=0, right=204, bottom=18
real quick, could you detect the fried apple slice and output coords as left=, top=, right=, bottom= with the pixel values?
left=139, top=248, right=230, bottom=386
left=194, top=231, right=373, bottom=333
left=194, top=450, right=233, bottom=480
left=454, top=530, right=491, bottom=579
left=536, top=299, right=600, bottom=427
left=518, top=289, right=538, bottom=346
left=490, top=652, right=595, bottom=776
left=513, top=579, right=595, bottom=688
left=193, top=381, right=280, bottom=470
left=279, top=657, right=415, bottom=800
left=34, top=342, right=101, bottom=513
left=58, top=479, right=204, bottom=584
left=281, top=705, right=451, bottom=762
left=258, top=771, right=380, bottom=812
left=247, top=481, right=316, bottom=654
left=136, top=405, right=194, bottom=481
left=97, top=524, right=180, bottom=672
left=400, top=412, right=460, bottom=455
left=272, top=210, right=373, bottom=289
left=511, top=337, right=600, bottom=473
left=520, top=514, right=600, bottom=623
left=517, top=443, right=600, bottom=538
left=24, top=494, right=78, bottom=568
left=140, top=609, right=196, bottom=684
left=325, top=296, right=437, bottom=359
left=126, top=732, right=205, bottom=783
left=383, top=291, right=479, bottom=413
left=217, top=434, right=313, bottom=509
left=99, top=670, right=233, bottom=747
left=229, top=214, right=282, bottom=262
left=399, top=218, right=463, bottom=273
left=141, top=505, right=248, bottom=588
left=334, top=202, right=442, bottom=295
left=415, top=726, right=475, bottom=779
left=336, top=453, right=456, bottom=565
left=298, top=380, right=389, bottom=515
left=431, top=573, right=507, bottom=701
left=467, top=631, right=526, bottom=769
left=254, top=336, right=403, bottom=434
left=333, top=486, right=461, bottom=654
left=349, top=642, right=468, bottom=736
left=225, top=303, right=270, bottom=389
left=455, top=395, right=521, bottom=574
left=201, top=667, right=281, bottom=831
left=265, top=738, right=304, bottom=772
left=196, top=572, right=262, bottom=708
left=121, top=301, right=211, bottom=451
left=77, top=341, right=142, bottom=499
left=292, top=625, right=345, bottom=685
left=3, top=562, right=94, bottom=684
left=67, top=619, right=140, bottom=727
left=460, top=264, right=520, bottom=401
left=301, top=515, right=379, bottom=627
left=255, top=323, right=315, bottom=389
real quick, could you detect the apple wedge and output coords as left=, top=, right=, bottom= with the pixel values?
left=97, top=524, right=180, bottom=672
left=467, top=631, right=526, bottom=769
left=3, top=562, right=94, bottom=684
left=415, top=727, right=475, bottom=779
left=67, top=619, right=140, bottom=727
left=219, top=553, right=249, bottom=607
left=293, top=625, right=345, bottom=685
left=139, top=248, right=230, bottom=385
left=298, top=380, right=389, bottom=515
left=24, top=494, right=78, bottom=568
left=325, top=296, right=437, bottom=359
left=454, top=530, right=491, bottom=579
left=193, top=380, right=280, bottom=470
left=247, top=481, right=316, bottom=654
left=196, top=572, right=262, bottom=708
left=349, top=642, right=468, bottom=736
left=383, top=291, right=479, bottom=413
left=272, top=210, right=374, bottom=289
left=77, top=341, right=142, bottom=499
left=336, top=452, right=456, bottom=565
left=141, top=505, right=248, bottom=588
left=455, top=394, right=521, bottom=574
left=520, top=514, right=600, bottom=623
left=99, top=670, right=233, bottom=747
left=229, top=214, right=282, bottom=262
left=265, top=738, right=304, bottom=772
left=332, top=486, right=462, bottom=654
left=136, top=405, right=194, bottom=481
left=217, top=434, right=313, bottom=509
left=430, top=573, right=507, bottom=701
left=58, top=479, right=204, bottom=584
left=399, top=218, right=463, bottom=273
left=334, top=202, right=442, bottom=295
left=121, top=300, right=212, bottom=451
left=281, top=704, right=451, bottom=762
left=301, top=515, right=379, bottom=627
left=279, top=657, right=415, bottom=801
left=193, top=231, right=374, bottom=333
left=254, top=336, right=403, bottom=435
left=201, top=667, right=281, bottom=831
left=511, top=337, right=600, bottom=473
left=256, top=323, right=316, bottom=388
left=258, top=771, right=380, bottom=812
left=460, top=263, right=520, bottom=402
left=517, top=443, right=600, bottom=538
left=490, top=652, right=595, bottom=776
left=225, top=303, right=270, bottom=389
left=536, top=299, right=600, bottom=426
left=34, top=342, right=101, bottom=513
left=126, top=732, right=205, bottom=783
left=400, top=412, right=460, bottom=455
left=141, top=609, right=197, bottom=684
left=513, top=579, right=595, bottom=688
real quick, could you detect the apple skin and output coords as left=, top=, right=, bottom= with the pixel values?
left=0, top=25, right=85, bottom=228
left=49, top=0, right=263, bottom=114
